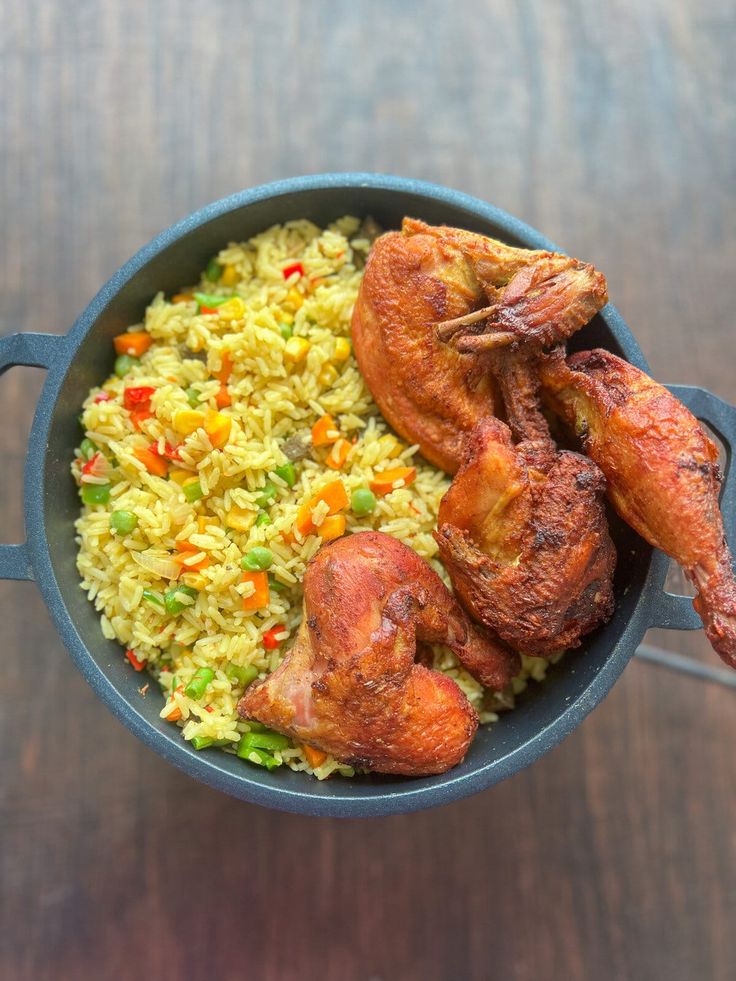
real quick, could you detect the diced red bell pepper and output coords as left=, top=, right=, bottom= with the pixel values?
left=282, top=262, right=304, bottom=279
left=94, top=391, right=111, bottom=403
left=126, top=649, right=145, bottom=672
left=123, top=386, right=156, bottom=410
left=263, top=626, right=287, bottom=650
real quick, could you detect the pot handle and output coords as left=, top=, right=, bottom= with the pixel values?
left=0, top=331, right=68, bottom=582
left=646, top=384, right=736, bottom=631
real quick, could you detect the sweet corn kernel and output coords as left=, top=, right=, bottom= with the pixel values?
left=318, top=364, right=339, bottom=387
left=377, top=433, right=403, bottom=459
left=284, top=336, right=310, bottom=365
left=169, top=469, right=196, bottom=486
left=217, top=296, right=245, bottom=321
left=173, top=409, right=205, bottom=435
left=227, top=507, right=257, bottom=532
left=220, top=264, right=239, bottom=287
left=204, top=409, right=231, bottom=449
left=333, top=337, right=351, bottom=362
left=181, top=572, right=207, bottom=590
left=284, top=288, right=304, bottom=311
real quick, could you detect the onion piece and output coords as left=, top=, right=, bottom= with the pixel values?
left=131, top=550, right=181, bottom=580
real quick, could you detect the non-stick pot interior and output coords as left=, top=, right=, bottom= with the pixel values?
left=40, top=181, right=654, bottom=811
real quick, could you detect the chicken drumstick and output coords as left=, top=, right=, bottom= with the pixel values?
left=540, top=348, right=736, bottom=667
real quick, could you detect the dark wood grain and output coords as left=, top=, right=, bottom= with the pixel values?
left=1, top=1, right=735, bottom=979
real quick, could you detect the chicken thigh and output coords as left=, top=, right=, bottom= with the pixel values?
left=238, top=532, right=519, bottom=776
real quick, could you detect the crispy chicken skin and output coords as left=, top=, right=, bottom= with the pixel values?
left=540, top=349, right=736, bottom=666
left=238, top=532, right=519, bottom=776
left=351, top=224, right=498, bottom=473
left=435, top=418, right=616, bottom=655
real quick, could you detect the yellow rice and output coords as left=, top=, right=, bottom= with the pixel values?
left=74, top=216, right=555, bottom=780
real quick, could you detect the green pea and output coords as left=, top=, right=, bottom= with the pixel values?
left=183, top=480, right=204, bottom=503
left=142, top=588, right=165, bottom=608
left=241, top=547, right=274, bottom=572
left=255, top=482, right=277, bottom=509
left=109, top=510, right=138, bottom=535
left=274, top=462, right=297, bottom=487
left=225, top=663, right=259, bottom=687
left=184, top=666, right=215, bottom=699
left=185, top=387, right=202, bottom=408
left=114, top=354, right=138, bottom=377
left=351, top=487, right=377, bottom=516
left=279, top=322, right=293, bottom=340
left=81, top=483, right=111, bottom=506
left=205, top=258, right=222, bottom=283
left=255, top=512, right=272, bottom=528
left=164, top=584, right=199, bottom=615
left=80, top=438, right=98, bottom=460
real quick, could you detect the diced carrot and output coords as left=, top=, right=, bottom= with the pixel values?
left=319, top=514, right=346, bottom=541
left=172, top=293, right=194, bottom=304
left=134, top=446, right=168, bottom=477
left=215, top=352, right=233, bottom=384
left=294, top=480, right=349, bottom=537
left=172, top=552, right=211, bottom=572
left=242, top=571, right=270, bottom=611
left=175, top=539, right=196, bottom=552
left=325, top=438, right=350, bottom=470
left=369, top=466, right=417, bottom=496
left=315, top=479, right=349, bottom=514
left=311, top=414, right=340, bottom=447
left=166, top=704, right=183, bottom=722
left=215, top=384, right=232, bottom=409
left=113, top=331, right=152, bottom=358
left=303, top=745, right=328, bottom=768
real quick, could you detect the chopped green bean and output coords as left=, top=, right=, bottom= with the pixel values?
left=255, top=512, right=272, bottom=527
left=194, top=291, right=230, bottom=309
left=80, top=438, right=98, bottom=460
left=239, top=729, right=290, bottom=753
left=268, top=574, right=286, bottom=593
left=109, top=509, right=138, bottom=535
left=225, top=663, right=259, bottom=687
left=255, top=481, right=277, bottom=509
left=81, top=483, right=111, bottom=505
left=241, top=546, right=274, bottom=572
left=184, top=666, right=215, bottom=699
left=114, top=354, right=138, bottom=377
left=164, top=584, right=199, bottom=615
left=204, top=258, right=222, bottom=283
left=351, top=487, right=377, bottom=516
left=185, top=387, right=202, bottom=408
left=190, top=735, right=214, bottom=751
left=274, top=462, right=297, bottom=487
left=142, top=588, right=165, bottom=608
left=247, top=721, right=269, bottom=733
left=183, top=480, right=204, bottom=503
left=237, top=743, right=280, bottom=769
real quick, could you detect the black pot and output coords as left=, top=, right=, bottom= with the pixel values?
left=3, top=174, right=734, bottom=817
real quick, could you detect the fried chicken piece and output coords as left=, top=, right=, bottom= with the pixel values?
left=435, top=417, right=616, bottom=655
left=238, top=532, right=519, bottom=776
left=351, top=225, right=499, bottom=473
left=540, top=348, right=736, bottom=667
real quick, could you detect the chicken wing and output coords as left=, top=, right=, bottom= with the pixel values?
left=435, top=417, right=616, bottom=655
left=238, top=532, right=519, bottom=776
left=351, top=224, right=498, bottom=473
left=540, top=348, right=736, bottom=666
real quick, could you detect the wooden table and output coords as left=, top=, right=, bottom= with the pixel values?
left=2, top=2, right=734, bottom=978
